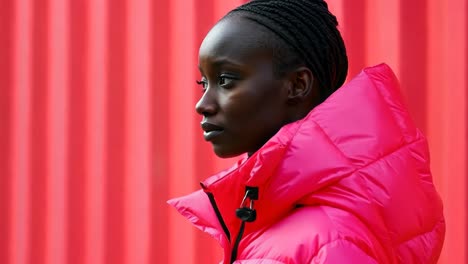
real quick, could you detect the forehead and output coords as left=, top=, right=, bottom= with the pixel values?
left=199, top=16, right=274, bottom=65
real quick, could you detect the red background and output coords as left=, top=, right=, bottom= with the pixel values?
left=0, top=0, right=466, bottom=263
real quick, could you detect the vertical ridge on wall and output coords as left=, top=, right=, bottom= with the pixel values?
left=427, top=0, right=467, bottom=263
left=399, top=0, right=428, bottom=132
left=466, top=3, right=468, bottom=260
left=150, top=0, right=170, bottom=263
left=341, top=0, right=366, bottom=78
left=105, top=0, right=127, bottom=263
left=426, top=0, right=445, bottom=197
left=11, top=0, right=32, bottom=263
left=29, top=0, right=49, bottom=263
left=67, top=0, right=88, bottom=263
left=0, top=0, right=13, bottom=262
left=168, top=0, right=197, bottom=263
left=126, top=0, right=151, bottom=263
left=86, top=0, right=107, bottom=264
left=47, top=0, right=69, bottom=263
left=366, top=1, right=400, bottom=76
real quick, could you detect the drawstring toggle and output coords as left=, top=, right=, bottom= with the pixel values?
left=235, top=186, right=258, bottom=222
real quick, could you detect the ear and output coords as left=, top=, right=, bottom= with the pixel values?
left=286, top=67, right=314, bottom=104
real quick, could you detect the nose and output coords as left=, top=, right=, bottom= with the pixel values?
left=195, top=88, right=218, bottom=116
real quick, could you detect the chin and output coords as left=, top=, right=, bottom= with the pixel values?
left=213, top=145, right=243, bottom=159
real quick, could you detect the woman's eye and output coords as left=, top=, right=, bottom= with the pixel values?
left=218, top=75, right=235, bottom=87
left=219, top=76, right=227, bottom=85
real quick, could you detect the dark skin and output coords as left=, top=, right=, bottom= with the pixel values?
left=196, top=15, right=318, bottom=158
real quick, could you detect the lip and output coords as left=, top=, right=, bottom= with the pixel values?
left=201, top=122, right=224, bottom=141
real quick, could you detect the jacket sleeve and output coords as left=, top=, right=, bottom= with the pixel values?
left=311, top=240, right=378, bottom=264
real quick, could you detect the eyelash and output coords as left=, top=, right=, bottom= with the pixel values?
left=196, top=79, right=208, bottom=93
left=196, top=75, right=236, bottom=92
left=196, top=79, right=207, bottom=87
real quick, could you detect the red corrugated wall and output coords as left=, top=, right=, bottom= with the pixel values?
left=0, top=0, right=466, bottom=263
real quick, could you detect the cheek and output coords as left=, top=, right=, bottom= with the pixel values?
left=222, top=82, right=286, bottom=126
left=249, top=81, right=286, bottom=117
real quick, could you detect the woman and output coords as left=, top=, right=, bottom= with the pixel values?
left=168, top=0, right=445, bottom=263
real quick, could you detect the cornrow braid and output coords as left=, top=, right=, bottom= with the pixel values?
left=225, top=0, right=348, bottom=102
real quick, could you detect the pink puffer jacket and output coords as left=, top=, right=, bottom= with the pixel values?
left=168, top=64, right=445, bottom=263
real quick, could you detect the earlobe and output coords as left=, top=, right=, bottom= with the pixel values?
left=287, top=67, right=314, bottom=104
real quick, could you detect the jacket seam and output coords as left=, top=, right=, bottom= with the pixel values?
left=317, top=206, right=379, bottom=260
left=312, top=118, right=424, bottom=173
left=396, top=217, right=445, bottom=246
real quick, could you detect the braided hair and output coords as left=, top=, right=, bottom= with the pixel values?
left=224, top=0, right=348, bottom=103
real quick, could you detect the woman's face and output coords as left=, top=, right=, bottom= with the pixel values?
left=196, top=16, right=290, bottom=158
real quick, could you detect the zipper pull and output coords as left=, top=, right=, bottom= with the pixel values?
left=235, top=186, right=258, bottom=222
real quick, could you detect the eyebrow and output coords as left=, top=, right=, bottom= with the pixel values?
left=198, top=58, right=244, bottom=72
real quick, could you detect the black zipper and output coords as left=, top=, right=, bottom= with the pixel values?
left=206, top=192, right=231, bottom=242
left=206, top=187, right=258, bottom=264
left=230, top=221, right=246, bottom=263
